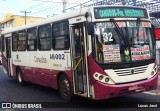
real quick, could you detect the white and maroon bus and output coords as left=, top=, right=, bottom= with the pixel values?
left=0, top=5, right=158, bottom=101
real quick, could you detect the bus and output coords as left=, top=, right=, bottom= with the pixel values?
left=155, top=28, right=160, bottom=40
left=0, top=5, right=158, bottom=101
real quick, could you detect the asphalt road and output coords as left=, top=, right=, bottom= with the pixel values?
left=0, top=66, right=159, bottom=111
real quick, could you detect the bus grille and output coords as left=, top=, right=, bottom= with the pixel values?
left=114, top=65, right=148, bottom=76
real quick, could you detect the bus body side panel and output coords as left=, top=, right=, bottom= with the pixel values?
left=11, top=50, right=72, bottom=90
left=88, top=54, right=107, bottom=84
left=12, top=51, right=19, bottom=78
left=12, top=65, right=72, bottom=89
left=12, top=64, right=18, bottom=78
left=2, top=52, right=7, bottom=74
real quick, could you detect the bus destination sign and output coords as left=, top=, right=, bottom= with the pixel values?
left=94, top=7, right=148, bottom=19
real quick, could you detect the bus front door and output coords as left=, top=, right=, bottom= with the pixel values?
left=5, top=37, right=12, bottom=76
left=70, top=23, right=90, bottom=97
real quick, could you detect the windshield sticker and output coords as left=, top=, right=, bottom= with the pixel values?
left=94, top=28, right=101, bottom=35
left=127, top=21, right=151, bottom=27
left=124, top=48, right=130, bottom=62
left=96, top=22, right=125, bottom=28
left=103, top=44, right=121, bottom=63
left=131, top=46, right=150, bottom=61
left=142, top=22, right=151, bottom=27
left=103, top=32, right=113, bottom=42
left=116, top=22, right=126, bottom=27
left=137, top=29, right=147, bottom=39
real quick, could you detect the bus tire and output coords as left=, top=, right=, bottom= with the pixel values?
left=58, top=74, right=73, bottom=101
left=17, top=68, right=24, bottom=85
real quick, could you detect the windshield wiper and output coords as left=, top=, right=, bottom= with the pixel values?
left=110, top=19, right=125, bottom=40
left=136, top=17, right=141, bottom=41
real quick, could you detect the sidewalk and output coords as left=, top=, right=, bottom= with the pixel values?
left=158, top=70, right=160, bottom=75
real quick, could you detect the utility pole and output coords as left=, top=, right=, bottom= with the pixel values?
left=21, top=11, right=31, bottom=25
left=62, top=0, right=67, bottom=13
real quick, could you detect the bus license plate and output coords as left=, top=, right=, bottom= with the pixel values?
left=128, top=85, right=138, bottom=91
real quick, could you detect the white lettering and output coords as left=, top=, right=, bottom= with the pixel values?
left=28, top=104, right=42, bottom=108
left=138, top=104, right=148, bottom=107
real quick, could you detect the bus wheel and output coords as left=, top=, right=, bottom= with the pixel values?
left=59, top=74, right=73, bottom=101
left=17, top=69, right=24, bottom=85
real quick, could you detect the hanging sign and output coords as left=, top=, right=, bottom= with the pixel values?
left=94, top=7, right=148, bottom=19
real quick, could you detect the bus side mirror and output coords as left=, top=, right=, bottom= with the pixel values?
left=87, top=22, right=94, bottom=36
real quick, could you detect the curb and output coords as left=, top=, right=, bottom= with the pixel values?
left=143, top=92, right=160, bottom=96
left=157, top=70, right=160, bottom=75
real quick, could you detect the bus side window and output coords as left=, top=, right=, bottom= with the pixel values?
left=53, top=21, right=70, bottom=50
left=27, top=28, right=37, bottom=51
left=38, top=25, right=51, bottom=50
left=12, top=33, right=18, bottom=51
left=18, top=30, right=26, bottom=51
left=74, top=28, right=81, bottom=52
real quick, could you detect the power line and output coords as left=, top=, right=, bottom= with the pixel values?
left=24, top=3, right=54, bottom=12
left=31, top=0, right=84, bottom=13
left=31, top=3, right=61, bottom=15
left=31, top=5, right=62, bottom=17
left=21, top=2, right=44, bottom=11
left=32, top=0, right=82, bottom=4
left=16, top=0, right=85, bottom=18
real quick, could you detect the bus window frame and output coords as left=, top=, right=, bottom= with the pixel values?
left=27, top=27, right=38, bottom=51
left=18, top=30, right=27, bottom=51
left=38, top=24, right=52, bottom=51
left=12, top=32, right=18, bottom=51
left=0, top=35, right=4, bottom=52
left=52, top=20, right=70, bottom=50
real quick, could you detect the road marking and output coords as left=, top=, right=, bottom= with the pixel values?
left=157, top=93, right=160, bottom=96
left=143, top=92, right=157, bottom=95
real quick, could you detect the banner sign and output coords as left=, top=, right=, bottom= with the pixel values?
left=103, top=44, right=121, bottom=63
left=1, top=102, right=160, bottom=108
left=131, top=46, right=150, bottom=61
left=94, top=7, right=148, bottom=19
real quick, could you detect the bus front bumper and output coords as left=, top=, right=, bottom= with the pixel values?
left=92, top=74, right=158, bottom=100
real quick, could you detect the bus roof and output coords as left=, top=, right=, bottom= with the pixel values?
left=1, top=7, right=91, bottom=35
left=1, top=5, right=148, bottom=35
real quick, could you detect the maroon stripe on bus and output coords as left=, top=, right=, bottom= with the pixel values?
left=12, top=64, right=72, bottom=90
left=2, top=53, right=7, bottom=72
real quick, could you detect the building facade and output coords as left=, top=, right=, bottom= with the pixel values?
left=0, top=13, right=44, bottom=31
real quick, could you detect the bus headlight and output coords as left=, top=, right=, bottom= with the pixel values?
left=148, top=65, right=157, bottom=79
left=151, top=71, right=154, bottom=76
left=154, top=67, right=157, bottom=72
left=99, top=75, right=104, bottom=80
left=105, top=77, right=109, bottom=82
left=93, top=72, right=115, bottom=84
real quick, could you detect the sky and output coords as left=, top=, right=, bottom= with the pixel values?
left=0, top=0, right=156, bottom=20
left=0, top=0, right=89, bottom=19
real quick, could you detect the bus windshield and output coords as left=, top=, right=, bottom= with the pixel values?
left=94, top=21, right=155, bottom=63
